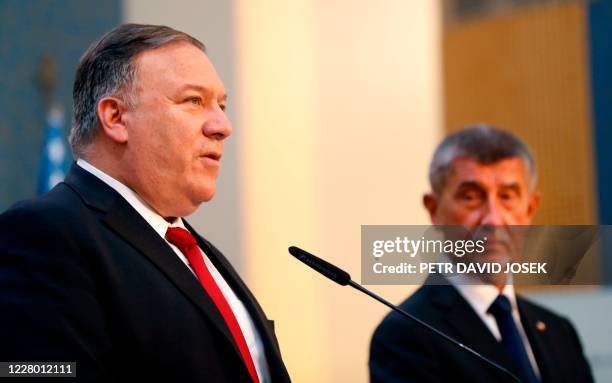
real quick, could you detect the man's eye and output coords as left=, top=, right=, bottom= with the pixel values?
left=499, top=191, right=518, bottom=202
left=187, top=97, right=202, bottom=105
left=457, top=189, right=483, bottom=205
left=462, top=191, right=479, bottom=200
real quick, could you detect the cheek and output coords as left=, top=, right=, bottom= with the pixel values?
left=504, top=199, right=532, bottom=224
left=130, top=111, right=167, bottom=149
left=149, top=123, right=193, bottom=162
left=435, top=203, right=463, bottom=223
left=510, top=212, right=530, bottom=225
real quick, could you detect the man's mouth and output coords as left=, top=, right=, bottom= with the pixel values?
left=201, top=152, right=222, bottom=161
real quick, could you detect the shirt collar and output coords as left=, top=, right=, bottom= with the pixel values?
left=451, top=277, right=518, bottom=317
left=440, top=254, right=518, bottom=316
left=76, top=159, right=186, bottom=237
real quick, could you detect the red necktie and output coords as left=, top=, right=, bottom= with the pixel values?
left=165, top=227, right=260, bottom=383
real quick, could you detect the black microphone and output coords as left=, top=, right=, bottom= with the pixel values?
left=288, top=245, right=522, bottom=383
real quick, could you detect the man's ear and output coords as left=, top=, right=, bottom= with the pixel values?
left=423, top=193, right=439, bottom=223
left=97, top=96, right=129, bottom=144
left=526, top=190, right=541, bottom=220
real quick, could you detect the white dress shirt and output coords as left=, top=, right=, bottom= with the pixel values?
left=76, top=159, right=270, bottom=383
left=446, top=272, right=541, bottom=378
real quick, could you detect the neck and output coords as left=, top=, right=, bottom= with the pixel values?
left=80, top=151, right=162, bottom=215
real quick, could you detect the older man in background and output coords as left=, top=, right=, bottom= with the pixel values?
left=369, top=125, right=593, bottom=383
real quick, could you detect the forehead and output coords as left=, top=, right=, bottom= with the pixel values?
left=133, top=42, right=225, bottom=93
left=445, top=157, right=530, bottom=189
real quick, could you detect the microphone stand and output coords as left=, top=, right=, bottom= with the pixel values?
left=289, top=246, right=522, bottom=383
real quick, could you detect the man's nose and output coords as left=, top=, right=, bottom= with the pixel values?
left=203, top=107, right=232, bottom=140
left=480, top=198, right=505, bottom=226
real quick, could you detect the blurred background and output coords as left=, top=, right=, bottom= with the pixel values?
left=1, top=0, right=611, bottom=381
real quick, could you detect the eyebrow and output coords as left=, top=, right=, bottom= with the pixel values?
left=498, top=183, right=522, bottom=195
left=177, top=84, right=227, bottom=102
left=455, top=181, right=522, bottom=194
left=455, top=181, right=484, bottom=191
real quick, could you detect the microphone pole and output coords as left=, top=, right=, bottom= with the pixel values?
left=288, top=245, right=522, bottom=383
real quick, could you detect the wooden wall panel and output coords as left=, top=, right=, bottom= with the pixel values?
left=443, top=1, right=596, bottom=224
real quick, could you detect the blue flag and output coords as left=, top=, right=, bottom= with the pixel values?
left=37, top=104, right=69, bottom=195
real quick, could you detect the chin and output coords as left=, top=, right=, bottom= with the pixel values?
left=195, top=186, right=217, bottom=203
left=479, top=251, right=512, bottom=265
left=172, top=198, right=212, bottom=217
left=163, top=187, right=216, bottom=218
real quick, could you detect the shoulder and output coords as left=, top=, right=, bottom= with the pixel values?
left=373, top=284, right=448, bottom=341
left=2, top=182, right=83, bottom=221
left=0, top=183, right=89, bottom=249
left=516, top=294, right=572, bottom=326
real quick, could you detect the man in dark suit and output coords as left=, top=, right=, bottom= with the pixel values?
left=0, top=24, right=290, bottom=382
left=369, top=125, right=593, bottom=382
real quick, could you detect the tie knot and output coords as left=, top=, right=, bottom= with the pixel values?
left=165, top=227, right=198, bottom=250
left=488, top=294, right=512, bottom=317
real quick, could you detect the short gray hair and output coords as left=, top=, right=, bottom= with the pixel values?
left=429, top=125, right=537, bottom=194
left=70, top=23, right=206, bottom=158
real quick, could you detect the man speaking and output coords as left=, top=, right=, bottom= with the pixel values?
left=0, top=24, right=290, bottom=383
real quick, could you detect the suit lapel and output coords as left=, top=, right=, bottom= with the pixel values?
left=518, top=299, right=558, bottom=383
left=64, top=165, right=245, bottom=364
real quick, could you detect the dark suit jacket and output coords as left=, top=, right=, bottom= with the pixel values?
left=0, top=164, right=291, bottom=383
left=369, top=276, right=593, bottom=383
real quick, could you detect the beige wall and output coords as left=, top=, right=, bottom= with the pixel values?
left=124, top=1, right=443, bottom=381
left=237, top=1, right=442, bottom=381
